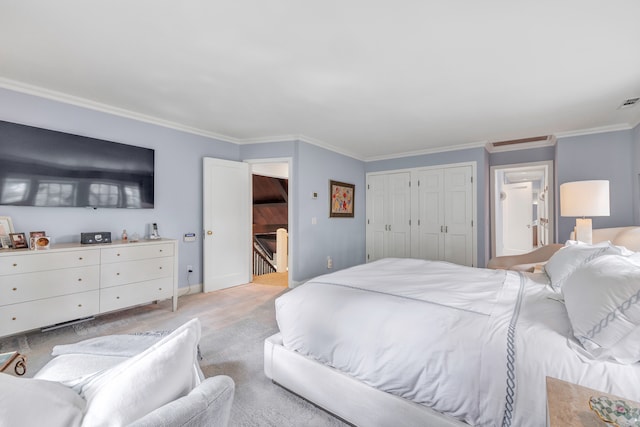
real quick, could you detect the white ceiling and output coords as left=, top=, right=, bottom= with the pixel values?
left=1, top=1, right=639, bottom=161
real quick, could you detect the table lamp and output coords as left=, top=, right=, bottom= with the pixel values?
left=560, top=180, right=610, bottom=244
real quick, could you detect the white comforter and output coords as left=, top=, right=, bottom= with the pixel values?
left=275, top=258, right=640, bottom=427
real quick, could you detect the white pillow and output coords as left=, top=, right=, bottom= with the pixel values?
left=563, top=255, right=640, bottom=364
left=79, top=318, right=202, bottom=426
left=544, top=241, right=621, bottom=292
left=0, top=375, right=85, bottom=427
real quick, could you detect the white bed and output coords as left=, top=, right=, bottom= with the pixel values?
left=264, top=248, right=640, bottom=426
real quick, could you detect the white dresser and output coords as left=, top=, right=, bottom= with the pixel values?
left=0, top=239, right=178, bottom=338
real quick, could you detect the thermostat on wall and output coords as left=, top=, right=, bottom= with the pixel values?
left=183, top=233, right=197, bottom=242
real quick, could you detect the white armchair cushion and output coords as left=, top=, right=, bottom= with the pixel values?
left=0, top=375, right=85, bottom=427
left=79, top=318, right=202, bottom=426
left=544, top=241, right=622, bottom=292
left=563, top=255, right=640, bottom=364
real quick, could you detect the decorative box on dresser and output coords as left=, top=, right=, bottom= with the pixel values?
left=0, top=239, right=178, bottom=338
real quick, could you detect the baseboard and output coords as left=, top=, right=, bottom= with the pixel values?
left=177, top=283, right=202, bottom=297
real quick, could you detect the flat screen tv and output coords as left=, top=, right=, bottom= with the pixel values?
left=0, top=120, right=154, bottom=208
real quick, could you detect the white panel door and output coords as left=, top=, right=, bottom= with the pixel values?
left=365, top=172, right=411, bottom=261
left=502, top=182, right=533, bottom=255
left=443, top=166, right=473, bottom=266
left=203, top=158, right=251, bottom=292
left=366, top=174, right=387, bottom=262
left=387, top=172, right=411, bottom=258
left=414, top=169, right=444, bottom=261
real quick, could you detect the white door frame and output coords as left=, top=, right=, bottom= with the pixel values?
left=245, top=157, right=294, bottom=288
left=490, top=160, right=554, bottom=258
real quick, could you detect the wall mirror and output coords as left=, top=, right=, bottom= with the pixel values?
left=490, top=161, right=554, bottom=257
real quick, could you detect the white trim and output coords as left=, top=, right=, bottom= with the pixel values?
left=489, top=160, right=554, bottom=259
left=4, top=76, right=635, bottom=163
left=177, top=283, right=203, bottom=296
left=364, top=140, right=487, bottom=162
left=554, top=123, right=633, bottom=139
left=0, top=77, right=242, bottom=143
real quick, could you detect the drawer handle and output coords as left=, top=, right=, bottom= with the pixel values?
left=79, top=257, right=83, bottom=260
left=78, top=278, right=82, bottom=282
left=12, top=317, right=16, bottom=321
left=117, top=253, right=121, bottom=257
left=116, top=296, right=120, bottom=299
left=159, top=288, right=162, bottom=291
left=12, top=287, right=17, bottom=291
left=159, top=266, right=163, bottom=270
left=159, top=249, right=163, bottom=252
left=116, top=272, right=120, bottom=276
left=78, top=304, right=82, bottom=307
left=12, top=263, right=17, bottom=267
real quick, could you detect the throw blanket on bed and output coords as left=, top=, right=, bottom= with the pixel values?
left=276, top=258, right=640, bottom=427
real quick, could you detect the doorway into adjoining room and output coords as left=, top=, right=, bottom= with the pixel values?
left=490, top=161, right=554, bottom=257
left=251, top=162, right=289, bottom=287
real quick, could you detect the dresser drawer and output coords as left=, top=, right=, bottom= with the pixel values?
left=0, top=290, right=99, bottom=337
left=101, top=243, right=174, bottom=264
left=99, top=278, right=173, bottom=313
left=0, top=250, right=99, bottom=275
left=100, top=258, right=173, bottom=288
left=1, top=266, right=100, bottom=305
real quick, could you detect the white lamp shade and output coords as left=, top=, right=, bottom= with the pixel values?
left=560, top=180, right=610, bottom=217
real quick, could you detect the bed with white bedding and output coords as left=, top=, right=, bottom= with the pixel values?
left=264, top=246, right=640, bottom=426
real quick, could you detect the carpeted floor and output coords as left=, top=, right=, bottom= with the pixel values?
left=0, top=284, right=349, bottom=427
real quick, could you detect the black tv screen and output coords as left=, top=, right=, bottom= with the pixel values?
left=0, top=120, right=154, bottom=208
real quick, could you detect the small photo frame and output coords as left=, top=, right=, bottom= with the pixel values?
left=329, top=180, right=355, bottom=218
left=9, top=233, right=28, bottom=249
left=29, top=231, right=46, bottom=249
left=0, top=216, right=14, bottom=248
left=33, top=236, right=51, bottom=250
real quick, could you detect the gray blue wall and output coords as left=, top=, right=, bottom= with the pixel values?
left=556, top=129, right=636, bottom=242
left=0, top=88, right=366, bottom=287
left=2, top=86, right=638, bottom=285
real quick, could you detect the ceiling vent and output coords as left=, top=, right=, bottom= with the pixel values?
left=618, top=97, right=640, bottom=109
left=486, top=135, right=556, bottom=153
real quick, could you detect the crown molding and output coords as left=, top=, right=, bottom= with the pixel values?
left=239, top=134, right=365, bottom=161
left=363, top=140, right=488, bottom=162
left=0, top=77, right=243, bottom=144
left=554, top=123, right=633, bottom=139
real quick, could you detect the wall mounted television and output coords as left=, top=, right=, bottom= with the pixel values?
left=0, top=120, right=154, bottom=208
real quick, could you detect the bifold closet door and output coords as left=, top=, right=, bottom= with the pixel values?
left=365, top=172, right=411, bottom=262
left=413, top=165, right=473, bottom=266
left=443, top=166, right=473, bottom=266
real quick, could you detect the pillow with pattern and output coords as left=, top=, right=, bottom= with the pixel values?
left=544, top=241, right=622, bottom=292
left=563, top=254, right=640, bottom=364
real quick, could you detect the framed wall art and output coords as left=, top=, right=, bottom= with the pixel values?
left=329, top=180, right=355, bottom=218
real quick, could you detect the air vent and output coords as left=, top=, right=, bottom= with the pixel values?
left=618, top=97, right=640, bottom=109
left=486, top=135, right=555, bottom=153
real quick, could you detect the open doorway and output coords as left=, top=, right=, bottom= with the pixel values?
left=251, top=161, right=289, bottom=287
left=490, top=161, right=554, bottom=257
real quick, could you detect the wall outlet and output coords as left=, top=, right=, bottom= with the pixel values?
left=327, top=256, right=332, bottom=269
left=187, top=265, right=194, bottom=273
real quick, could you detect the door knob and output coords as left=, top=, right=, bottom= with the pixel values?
left=207, top=230, right=213, bottom=235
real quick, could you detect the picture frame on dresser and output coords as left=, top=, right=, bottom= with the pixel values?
left=0, top=216, right=14, bottom=248
left=9, top=233, right=28, bottom=249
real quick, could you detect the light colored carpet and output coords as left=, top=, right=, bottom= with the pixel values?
left=0, top=284, right=348, bottom=427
